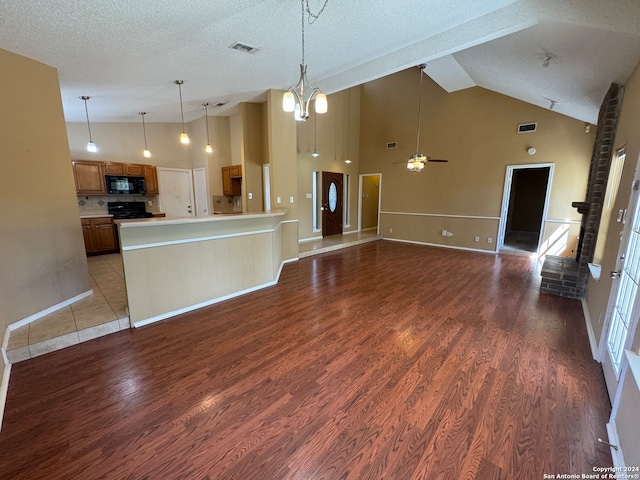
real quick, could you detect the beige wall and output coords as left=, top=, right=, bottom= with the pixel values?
left=359, top=68, right=594, bottom=252
left=296, top=88, right=361, bottom=240
left=0, top=49, right=90, bottom=331
left=238, top=103, right=265, bottom=213
left=266, top=89, right=298, bottom=259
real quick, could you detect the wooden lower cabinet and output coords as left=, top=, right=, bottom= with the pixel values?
left=81, top=217, right=118, bottom=254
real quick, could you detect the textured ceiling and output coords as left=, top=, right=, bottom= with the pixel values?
left=1, top=0, right=639, bottom=124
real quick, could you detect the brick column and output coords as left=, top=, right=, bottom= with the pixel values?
left=576, top=83, right=625, bottom=285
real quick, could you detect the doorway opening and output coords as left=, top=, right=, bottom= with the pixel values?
left=358, top=173, right=381, bottom=234
left=498, top=163, right=553, bottom=254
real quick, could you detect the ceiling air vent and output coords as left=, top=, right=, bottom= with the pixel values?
left=386, top=141, right=398, bottom=149
left=213, top=102, right=227, bottom=108
left=229, top=41, right=259, bottom=54
left=517, top=122, right=537, bottom=133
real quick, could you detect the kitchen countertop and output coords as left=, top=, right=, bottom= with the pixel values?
left=116, top=210, right=284, bottom=228
left=80, top=211, right=113, bottom=219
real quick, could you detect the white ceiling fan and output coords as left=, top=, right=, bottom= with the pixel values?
left=395, top=65, right=449, bottom=172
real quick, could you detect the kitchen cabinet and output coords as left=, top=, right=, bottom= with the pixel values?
left=104, top=162, right=125, bottom=175
left=73, top=160, right=160, bottom=195
left=126, top=163, right=144, bottom=176
left=222, top=165, right=242, bottom=196
left=73, top=160, right=106, bottom=195
left=81, top=217, right=118, bottom=254
left=142, top=165, right=159, bottom=194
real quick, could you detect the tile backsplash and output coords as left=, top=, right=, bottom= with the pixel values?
left=212, top=195, right=242, bottom=213
left=77, top=195, right=160, bottom=214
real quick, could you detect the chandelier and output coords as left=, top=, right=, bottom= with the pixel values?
left=282, top=0, right=329, bottom=121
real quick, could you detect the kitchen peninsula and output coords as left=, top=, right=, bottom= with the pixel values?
left=116, top=211, right=286, bottom=327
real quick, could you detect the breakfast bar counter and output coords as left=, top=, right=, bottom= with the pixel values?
left=116, top=211, right=286, bottom=327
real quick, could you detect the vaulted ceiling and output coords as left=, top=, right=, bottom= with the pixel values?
left=1, top=0, right=639, bottom=125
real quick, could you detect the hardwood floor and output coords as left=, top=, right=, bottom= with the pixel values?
left=0, top=241, right=612, bottom=479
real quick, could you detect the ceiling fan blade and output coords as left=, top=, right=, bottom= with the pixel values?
left=426, top=158, right=448, bottom=163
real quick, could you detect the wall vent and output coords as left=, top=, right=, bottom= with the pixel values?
left=517, top=122, right=537, bottom=133
left=386, top=141, right=398, bottom=149
left=229, top=42, right=259, bottom=54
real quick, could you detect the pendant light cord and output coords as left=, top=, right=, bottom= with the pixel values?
left=415, top=65, right=425, bottom=154
left=83, top=97, right=93, bottom=142
left=177, top=81, right=186, bottom=131
left=140, top=112, right=148, bottom=149
left=204, top=103, right=211, bottom=144
left=301, top=0, right=330, bottom=65
left=346, top=89, right=351, bottom=158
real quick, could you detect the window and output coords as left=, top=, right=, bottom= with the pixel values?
left=344, top=174, right=350, bottom=227
left=594, top=148, right=625, bottom=265
left=312, top=171, right=320, bottom=232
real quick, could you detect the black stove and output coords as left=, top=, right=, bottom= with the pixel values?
left=108, top=201, right=153, bottom=219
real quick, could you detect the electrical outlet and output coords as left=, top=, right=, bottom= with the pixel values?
left=306, top=193, right=312, bottom=199
left=290, top=196, right=294, bottom=203
left=474, top=236, right=480, bottom=242
left=441, top=229, right=448, bottom=237
left=487, top=237, right=493, bottom=244
left=276, top=196, right=282, bottom=204
left=389, top=228, right=393, bottom=233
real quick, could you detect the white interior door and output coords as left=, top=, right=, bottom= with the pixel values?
left=157, top=167, right=194, bottom=217
left=193, top=167, right=209, bottom=216
left=600, top=174, right=640, bottom=399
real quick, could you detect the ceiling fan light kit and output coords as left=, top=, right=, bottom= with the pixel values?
left=407, top=65, right=428, bottom=173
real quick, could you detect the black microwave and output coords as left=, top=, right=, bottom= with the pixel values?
left=105, top=175, right=146, bottom=195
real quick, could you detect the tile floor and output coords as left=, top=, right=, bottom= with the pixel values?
left=6, top=254, right=130, bottom=363
left=6, top=231, right=382, bottom=363
left=299, top=230, right=381, bottom=257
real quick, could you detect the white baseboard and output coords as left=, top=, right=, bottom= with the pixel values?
left=383, top=237, right=496, bottom=255
left=606, top=421, right=626, bottom=469
left=0, top=362, right=11, bottom=433
left=7, top=289, right=93, bottom=332
left=581, top=298, right=599, bottom=360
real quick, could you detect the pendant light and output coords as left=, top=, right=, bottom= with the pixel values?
left=311, top=111, right=319, bottom=157
left=282, top=0, right=329, bottom=122
left=80, top=96, right=97, bottom=153
left=344, top=89, right=352, bottom=164
left=174, top=80, right=190, bottom=144
left=139, top=112, right=151, bottom=158
left=203, top=102, right=213, bottom=153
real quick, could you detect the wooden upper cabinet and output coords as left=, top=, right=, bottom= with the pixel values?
left=103, top=162, right=125, bottom=175
left=105, top=162, right=143, bottom=177
left=73, top=160, right=106, bottom=195
left=126, top=164, right=144, bottom=176
left=222, top=165, right=242, bottom=196
left=229, top=165, right=242, bottom=178
left=143, top=165, right=159, bottom=195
